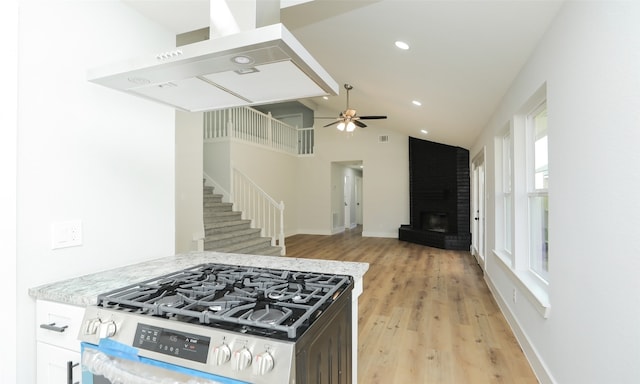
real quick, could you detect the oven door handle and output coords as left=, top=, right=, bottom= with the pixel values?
left=81, top=341, right=227, bottom=384
left=66, top=360, right=79, bottom=384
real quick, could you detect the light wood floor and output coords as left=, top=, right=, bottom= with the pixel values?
left=285, top=226, right=538, bottom=384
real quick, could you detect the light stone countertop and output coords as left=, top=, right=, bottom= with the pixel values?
left=29, top=251, right=369, bottom=307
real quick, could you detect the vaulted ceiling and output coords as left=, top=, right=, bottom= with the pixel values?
left=123, top=0, right=563, bottom=148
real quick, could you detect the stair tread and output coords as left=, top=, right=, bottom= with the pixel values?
left=201, top=186, right=282, bottom=256
left=204, top=202, right=233, bottom=207
left=204, top=220, right=251, bottom=229
left=205, top=237, right=271, bottom=252
left=206, top=237, right=272, bottom=252
left=204, top=228, right=261, bottom=241
left=204, top=210, right=240, bottom=216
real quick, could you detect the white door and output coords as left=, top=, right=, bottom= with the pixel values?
left=344, top=175, right=351, bottom=230
left=355, top=176, right=363, bottom=225
left=472, top=150, right=486, bottom=268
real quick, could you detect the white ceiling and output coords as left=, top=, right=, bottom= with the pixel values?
left=123, top=0, right=563, bottom=149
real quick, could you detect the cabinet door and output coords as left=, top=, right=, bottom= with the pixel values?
left=36, top=343, right=82, bottom=384
left=36, top=300, right=85, bottom=351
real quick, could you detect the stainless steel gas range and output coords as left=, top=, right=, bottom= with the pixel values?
left=78, top=263, right=354, bottom=384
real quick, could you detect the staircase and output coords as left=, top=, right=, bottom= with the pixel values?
left=203, top=185, right=283, bottom=256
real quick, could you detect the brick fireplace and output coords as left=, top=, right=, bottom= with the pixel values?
left=399, top=138, right=471, bottom=250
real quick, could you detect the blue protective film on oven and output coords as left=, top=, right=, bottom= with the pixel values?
left=97, top=337, right=141, bottom=360
left=81, top=341, right=249, bottom=384
left=137, top=355, right=250, bottom=384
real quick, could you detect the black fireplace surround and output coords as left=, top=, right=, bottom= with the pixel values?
left=399, top=138, right=471, bottom=250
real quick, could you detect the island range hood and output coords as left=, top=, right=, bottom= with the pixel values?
left=88, top=1, right=338, bottom=112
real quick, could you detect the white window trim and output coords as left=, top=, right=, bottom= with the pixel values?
left=525, top=100, right=549, bottom=283
left=494, top=126, right=513, bottom=262
left=493, top=249, right=551, bottom=318
left=492, top=83, right=550, bottom=318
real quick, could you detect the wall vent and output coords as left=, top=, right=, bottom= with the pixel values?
left=378, top=135, right=390, bottom=143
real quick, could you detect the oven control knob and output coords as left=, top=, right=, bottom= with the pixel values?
left=254, top=351, right=275, bottom=375
left=212, top=343, right=231, bottom=365
left=98, top=320, right=117, bottom=338
left=232, top=347, right=252, bottom=371
left=84, top=318, right=101, bottom=335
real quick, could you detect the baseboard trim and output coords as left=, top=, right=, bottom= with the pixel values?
left=484, top=274, right=556, bottom=384
left=361, top=231, right=397, bottom=238
left=286, top=229, right=399, bottom=238
left=288, top=229, right=333, bottom=236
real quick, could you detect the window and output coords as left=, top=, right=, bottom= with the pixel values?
left=502, top=132, right=513, bottom=254
left=527, top=103, right=548, bottom=282
left=492, top=84, right=550, bottom=317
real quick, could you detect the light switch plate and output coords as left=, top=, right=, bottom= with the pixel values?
left=51, top=220, right=82, bottom=249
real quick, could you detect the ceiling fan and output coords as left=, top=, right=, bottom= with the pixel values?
left=318, top=83, right=387, bottom=131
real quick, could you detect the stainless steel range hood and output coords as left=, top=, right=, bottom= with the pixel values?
left=88, top=2, right=338, bottom=112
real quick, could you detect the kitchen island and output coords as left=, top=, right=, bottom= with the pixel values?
left=30, top=251, right=369, bottom=384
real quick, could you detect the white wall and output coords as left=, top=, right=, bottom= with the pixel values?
left=1, top=1, right=18, bottom=382
left=297, top=118, right=410, bottom=237
left=202, top=114, right=410, bottom=239
left=230, top=141, right=300, bottom=237
left=204, top=140, right=231, bottom=195
left=470, top=2, right=640, bottom=383
left=296, top=154, right=333, bottom=234
left=176, top=111, right=204, bottom=253
left=17, top=2, right=177, bottom=382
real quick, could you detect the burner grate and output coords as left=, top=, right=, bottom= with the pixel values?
left=97, top=263, right=352, bottom=339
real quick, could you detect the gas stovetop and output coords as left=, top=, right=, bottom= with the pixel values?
left=96, top=263, right=353, bottom=340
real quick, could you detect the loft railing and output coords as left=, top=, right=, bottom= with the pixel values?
left=232, top=167, right=285, bottom=255
left=203, top=107, right=314, bottom=155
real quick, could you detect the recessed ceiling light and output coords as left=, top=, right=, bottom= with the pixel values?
left=420, top=129, right=428, bottom=134
left=412, top=100, right=422, bottom=106
left=395, top=41, right=410, bottom=50
left=322, top=96, right=329, bottom=100
left=231, top=55, right=254, bottom=65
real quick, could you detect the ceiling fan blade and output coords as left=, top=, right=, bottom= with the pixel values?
left=358, top=115, right=387, bottom=120
left=315, top=117, right=339, bottom=119
left=354, top=120, right=367, bottom=128
left=323, top=121, right=341, bottom=128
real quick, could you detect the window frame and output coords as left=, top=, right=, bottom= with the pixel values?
left=492, top=84, right=550, bottom=318
left=526, top=101, right=549, bottom=284
left=502, top=131, right=513, bottom=256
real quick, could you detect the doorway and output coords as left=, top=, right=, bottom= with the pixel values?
left=331, top=161, right=363, bottom=234
left=471, top=149, right=486, bottom=268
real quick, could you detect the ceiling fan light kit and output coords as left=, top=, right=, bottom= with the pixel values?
left=319, top=83, right=388, bottom=131
left=337, top=121, right=356, bottom=132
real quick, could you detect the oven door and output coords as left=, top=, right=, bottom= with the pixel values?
left=81, top=341, right=248, bottom=384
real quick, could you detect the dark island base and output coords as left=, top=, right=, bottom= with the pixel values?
left=399, top=225, right=471, bottom=251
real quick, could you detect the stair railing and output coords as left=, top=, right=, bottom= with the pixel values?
left=204, top=107, right=314, bottom=155
left=231, top=167, right=285, bottom=255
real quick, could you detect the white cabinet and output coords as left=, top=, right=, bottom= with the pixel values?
left=36, top=300, right=85, bottom=384
left=37, top=343, right=81, bottom=384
